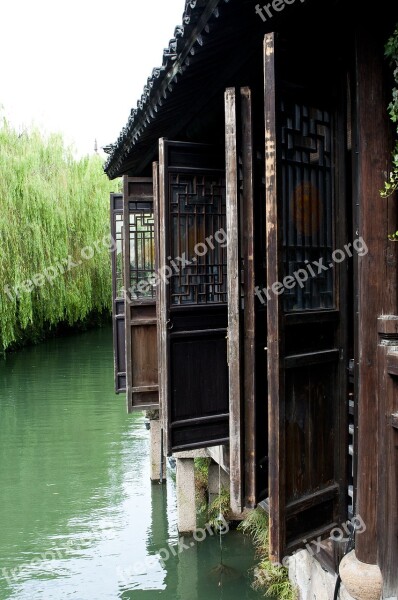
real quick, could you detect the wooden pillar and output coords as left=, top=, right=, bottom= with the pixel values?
left=377, top=318, right=398, bottom=596
left=354, top=23, right=398, bottom=564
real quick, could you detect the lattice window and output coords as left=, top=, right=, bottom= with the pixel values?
left=281, top=101, right=334, bottom=311
left=168, top=173, right=227, bottom=305
left=115, top=213, right=124, bottom=297
left=129, top=209, right=155, bottom=300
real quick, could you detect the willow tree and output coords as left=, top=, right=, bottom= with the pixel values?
left=0, top=120, right=119, bottom=352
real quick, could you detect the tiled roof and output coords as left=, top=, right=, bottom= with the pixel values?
left=104, top=0, right=231, bottom=179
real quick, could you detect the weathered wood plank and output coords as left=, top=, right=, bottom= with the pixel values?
left=286, top=484, right=339, bottom=518
left=241, top=86, right=257, bottom=510
left=264, top=32, right=285, bottom=564
left=284, top=349, right=339, bottom=369
left=157, top=142, right=171, bottom=453
left=225, top=87, right=243, bottom=515
left=355, top=24, right=398, bottom=566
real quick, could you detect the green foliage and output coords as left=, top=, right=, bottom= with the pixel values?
left=238, top=506, right=269, bottom=557
left=381, top=24, right=398, bottom=231
left=207, top=487, right=230, bottom=530
left=238, top=508, right=297, bottom=600
left=0, top=118, right=119, bottom=351
left=253, top=559, right=298, bottom=600
left=194, top=457, right=211, bottom=513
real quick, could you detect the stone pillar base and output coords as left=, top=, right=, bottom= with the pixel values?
left=176, top=457, right=197, bottom=534
left=149, top=420, right=166, bottom=483
left=339, top=550, right=382, bottom=600
left=288, top=549, right=356, bottom=600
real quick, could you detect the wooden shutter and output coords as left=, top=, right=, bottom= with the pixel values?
left=264, top=33, right=348, bottom=562
left=158, top=140, right=229, bottom=453
left=123, top=177, right=159, bottom=412
left=110, top=192, right=126, bottom=394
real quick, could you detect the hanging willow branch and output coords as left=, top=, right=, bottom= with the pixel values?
left=0, top=119, right=119, bottom=352
left=381, top=24, right=398, bottom=240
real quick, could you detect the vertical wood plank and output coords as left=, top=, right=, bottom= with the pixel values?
left=264, top=32, right=285, bottom=563
left=334, top=76, right=349, bottom=530
left=158, top=139, right=171, bottom=455
left=241, top=86, right=256, bottom=509
left=225, top=87, right=243, bottom=515
left=153, top=161, right=165, bottom=444
left=123, top=175, right=133, bottom=413
left=354, top=23, right=398, bottom=564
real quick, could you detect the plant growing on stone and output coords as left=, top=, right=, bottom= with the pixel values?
left=207, top=487, right=231, bottom=530
left=238, top=508, right=297, bottom=600
left=194, top=457, right=211, bottom=514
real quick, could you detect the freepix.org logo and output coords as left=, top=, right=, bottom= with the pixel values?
left=255, top=0, right=306, bottom=22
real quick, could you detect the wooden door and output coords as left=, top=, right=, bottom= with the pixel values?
left=158, top=140, right=229, bottom=453
left=123, top=177, right=159, bottom=412
left=264, top=33, right=348, bottom=562
left=110, top=192, right=126, bottom=394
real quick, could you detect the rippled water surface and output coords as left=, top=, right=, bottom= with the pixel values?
left=0, top=327, right=263, bottom=599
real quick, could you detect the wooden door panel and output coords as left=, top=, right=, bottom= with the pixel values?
left=110, top=193, right=126, bottom=394
left=158, top=140, right=229, bottom=453
left=264, top=32, right=348, bottom=561
left=123, top=177, right=159, bottom=412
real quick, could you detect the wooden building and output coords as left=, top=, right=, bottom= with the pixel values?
left=106, top=1, right=398, bottom=597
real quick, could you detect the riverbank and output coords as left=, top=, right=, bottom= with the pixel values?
left=1, top=308, right=111, bottom=356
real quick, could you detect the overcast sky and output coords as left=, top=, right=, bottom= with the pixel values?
left=0, top=0, right=185, bottom=157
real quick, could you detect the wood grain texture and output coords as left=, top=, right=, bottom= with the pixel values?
left=355, top=25, right=398, bottom=565
left=264, top=32, right=285, bottom=563
left=241, top=86, right=257, bottom=510
left=225, top=87, right=243, bottom=515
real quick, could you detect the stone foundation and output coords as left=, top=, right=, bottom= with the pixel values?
left=288, top=549, right=356, bottom=600
left=339, top=551, right=383, bottom=600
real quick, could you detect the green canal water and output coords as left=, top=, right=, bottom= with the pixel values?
left=0, top=327, right=264, bottom=600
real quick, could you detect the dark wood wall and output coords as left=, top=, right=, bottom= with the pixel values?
left=354, top=13, right=398, bottom=594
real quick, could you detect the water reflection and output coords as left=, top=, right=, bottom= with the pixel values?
left=0, top=328, right=262, bottom=599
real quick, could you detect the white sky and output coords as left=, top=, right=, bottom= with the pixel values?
left=0, top=0, right=185, bottom=157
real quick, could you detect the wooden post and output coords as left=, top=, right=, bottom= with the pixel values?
left=225, top=87, right=243, bottom=515
left=354, top=23, right=398, bottom=564
left=264, top=33, right=285, bottom=563
left=241, top=87, right=257, bottom=509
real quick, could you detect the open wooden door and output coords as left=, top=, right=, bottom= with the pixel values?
left=158, top=140, right=229, bottom=453
left=110, top=192, right=126, bottom=394
left=123, top=177, right=159, bottom=412
left=264, top=33, right=349, bottom=562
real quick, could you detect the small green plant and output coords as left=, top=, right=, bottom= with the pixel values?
left=238, top=506, right=269, bottom=556
left=253, top=558, right=297, bottom=600
left=381, top=23, right=398, bottom=240
left=194, top=457, right=211, bottom=514
left=207, top=487, right=231, bottom=530
left=238, top=508, right=297, bottom=600
left=145, top=409, right=159, bottom=420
